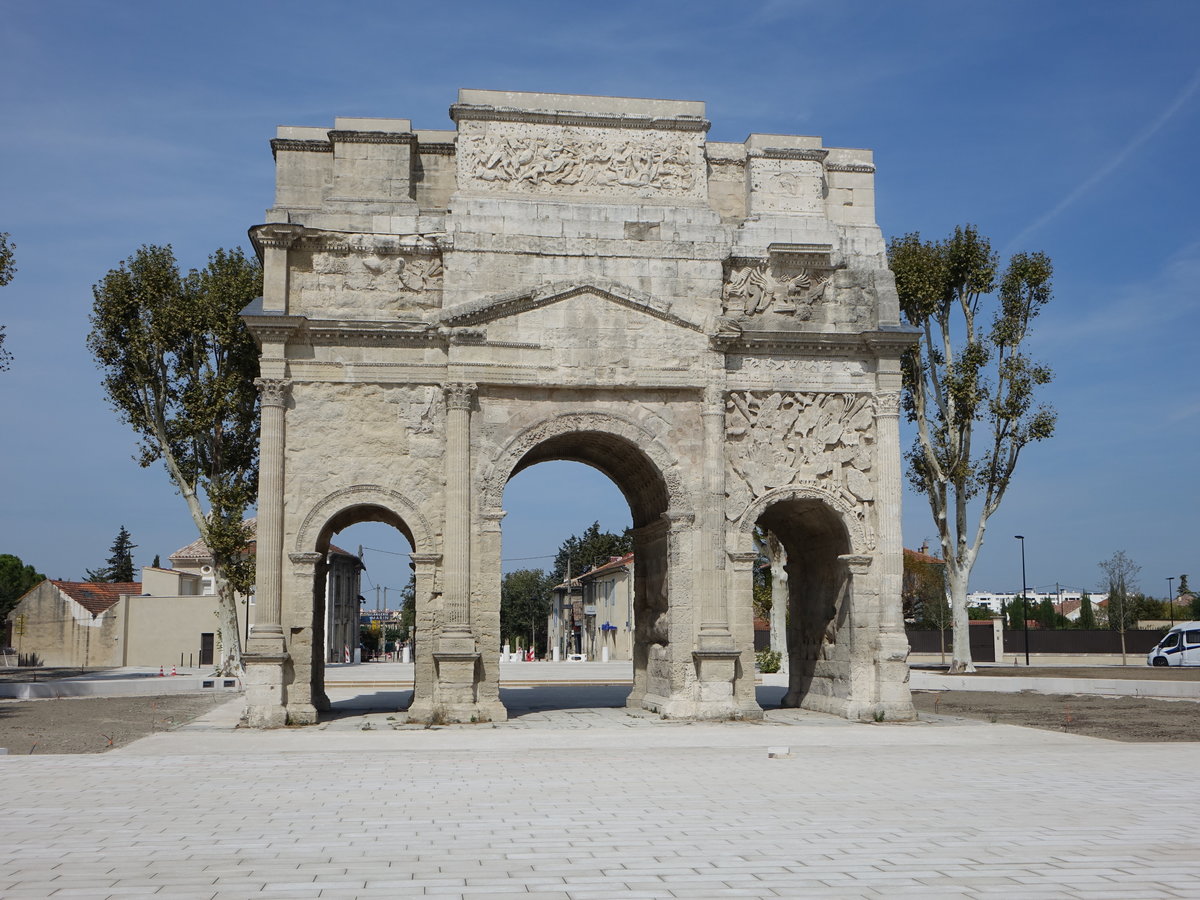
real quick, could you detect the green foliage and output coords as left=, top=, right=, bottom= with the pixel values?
left=395, top=575, right=415, bottom=643
left=1099, top=550, right=1140, bottom=633
left=0, top=553, right=45, bottom=621
left=1192, top=593, right=1200, bottom=620
left=86, top=245, right=262, bottom=670
left=888, top=225, right=1056, bottom=669
left=0, top=231, right=14, bottom=371
left=501, top=568, right=554, bottom=650
left=903, top=551, right=947, bottom=623
left=1077, top=593, right=1096, bottom=629
left=966, top=604, right=995, bottom=621
left=755, top=649, right=782, bottom=673
left=86, top=525, right=138, bottom=583
left=550, top=521, right=632, bottom=584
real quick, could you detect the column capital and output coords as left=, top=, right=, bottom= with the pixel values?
left=443, top=382, right=477, bottom=410
left=288, top=551, right=323, bottom=567
left=875, top=390, right=901, bottom=417
left=256, top=377, right=291, bottom=408
left=410, top=552, right=443, bottom=567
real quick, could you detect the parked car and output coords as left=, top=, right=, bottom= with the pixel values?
left=1146, top=621, right=1200, bottom=666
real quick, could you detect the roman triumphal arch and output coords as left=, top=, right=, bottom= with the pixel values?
left=241, top=89, right=917, bottom=727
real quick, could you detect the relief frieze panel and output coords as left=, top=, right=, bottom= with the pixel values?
left=290, top=236, right=444, bottom=318
left=724, top=391, right=877, bottom=546
left=720, top=253, right=875, bottom=329
left=458, top=125, right=703, bottom=198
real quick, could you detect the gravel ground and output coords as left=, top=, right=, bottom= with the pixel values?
left=0, top=693, right=233, bottom=755
left=912, top=690, right=1200, bottom=741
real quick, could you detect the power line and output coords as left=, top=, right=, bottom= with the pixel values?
left=362, top=545, right=557, bottom=563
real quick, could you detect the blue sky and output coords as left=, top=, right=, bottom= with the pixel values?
left=1, top=1, right=1197, bottom=604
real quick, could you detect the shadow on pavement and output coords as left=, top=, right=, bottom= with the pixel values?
left=323, top=683, right=793, bottom=718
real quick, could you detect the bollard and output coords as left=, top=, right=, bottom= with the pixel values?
left=601, top=646, right=610, bottom=663
left=552, top=646, right=560, bottom=662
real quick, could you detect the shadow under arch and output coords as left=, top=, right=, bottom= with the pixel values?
left=485, top=412, right=692, bottom=712
left=295, top=485, right=430, bottom=714
left=738, top=485, right=858, bottom=713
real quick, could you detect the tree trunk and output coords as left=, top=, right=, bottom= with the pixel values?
left=767, top=536, right=788, bottom=673
left=213, top=570, right=243, bottom=675
left=946, top=564, right=975, bottom=673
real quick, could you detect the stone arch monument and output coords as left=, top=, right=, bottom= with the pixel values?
left=241, top=89, right=917, bottom=727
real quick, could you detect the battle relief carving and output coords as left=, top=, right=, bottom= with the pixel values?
left=458, top=130, right=700, bottom=197
left=725, top=391, right=877, bottom=547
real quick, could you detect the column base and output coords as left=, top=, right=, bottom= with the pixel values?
left=406, top=650, right=507, bottom=724
left=243, top=651, right=288, bottom=728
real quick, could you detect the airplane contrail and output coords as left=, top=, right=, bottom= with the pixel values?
left=1006, top=67, right=1200, bottom=254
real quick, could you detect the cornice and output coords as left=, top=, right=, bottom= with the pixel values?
left=826, top=162, right=876, bottom=174
left=328, top=130, right=417, bottom=145
left=270, top=139, right=333, bottom=159
left=418, top=142, right=456, bottom=155
left=303, top=320, right=442, bottom=346
left=715, top=329, right=916, bottom=356
left=748, top=147, right=829, bottom=162
left=449, top=103, right=711, bottom=133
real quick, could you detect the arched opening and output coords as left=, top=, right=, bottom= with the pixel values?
left=497, top=429, right=674, bottom=714
left=309, top=504, right=415, bottom=714
left=753, top=496, right=852, bottom=711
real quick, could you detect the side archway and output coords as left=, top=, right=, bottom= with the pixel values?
left=289, top=484, right=434, bottom=719
left=733, top=483, right=863, bottom=715
left=295, top=484, right=434, bottom=555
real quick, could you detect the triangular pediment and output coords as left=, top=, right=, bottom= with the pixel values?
left=437, top=280, right=704, bottom=333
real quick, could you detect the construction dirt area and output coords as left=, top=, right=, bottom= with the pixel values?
left=0, top=666, right=1197, bottom=753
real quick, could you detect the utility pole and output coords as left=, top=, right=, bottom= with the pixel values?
left=1167, top=576, right=1175, bottom=627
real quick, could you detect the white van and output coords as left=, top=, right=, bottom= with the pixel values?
left=1147, top=621, right=1200, bottom=666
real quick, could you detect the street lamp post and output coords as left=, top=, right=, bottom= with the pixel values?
left=1167, top=576, right=1175, bottom=627
left=1015, top=535, right=1030, bottom=666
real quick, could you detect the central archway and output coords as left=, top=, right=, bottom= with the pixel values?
left=482, top=413, right=691, bottom=715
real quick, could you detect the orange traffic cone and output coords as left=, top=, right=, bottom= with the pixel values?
left=170, top=666, right=177, bottom=676
left=158, top=666, right=164, bottom=677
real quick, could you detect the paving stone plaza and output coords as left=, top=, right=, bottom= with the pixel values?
left=1, top=669, right=1197, bottom=899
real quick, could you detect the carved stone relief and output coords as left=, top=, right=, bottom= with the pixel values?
left=724, top=391, right=876, bottom=536
left=459, top=127, right=701, bottom=198
left=291, top=236, right=444, bottom=318
left=723, top=261, right=834, bottom=317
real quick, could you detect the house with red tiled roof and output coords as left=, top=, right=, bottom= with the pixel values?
left=548, top=553, right=635, bottom=661
left=6, top=520, right=364, bottom=669
left=164, top=519, right=364, bottom=665
left=6, top=578, right=223, bottom=668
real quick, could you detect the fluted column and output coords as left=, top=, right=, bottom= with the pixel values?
left=874, top=390, right=904, bottom=632
left=250, top=377, right=289, bottom=653
left=441, top=382, right=476, bottom=644
left=697, top=384, right=734, bottom=652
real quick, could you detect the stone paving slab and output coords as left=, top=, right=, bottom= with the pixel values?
left=1, top=693, right=1198, bottom=898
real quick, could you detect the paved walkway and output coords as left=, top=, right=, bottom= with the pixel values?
left=1, top=676, right=1198, bottom=898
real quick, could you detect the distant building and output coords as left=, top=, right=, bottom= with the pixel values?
left=548, top=553, right=634, bottom=661
left=6, top=524, right=363, bottom=669
left=966, top=589, right=1108, bottom=620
